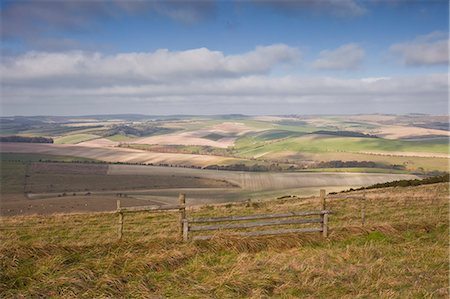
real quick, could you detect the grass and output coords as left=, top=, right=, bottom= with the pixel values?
left=271, top=151, right=449, bottom=172
left=105, top=134, right=137, bottom=141
left=54, top=134, right=100, bottom=144
left=0, top=183, right=448, bottom=298
left=252, top=130, right=306, bottom=141
left=234, top=135, right=449, bottom=157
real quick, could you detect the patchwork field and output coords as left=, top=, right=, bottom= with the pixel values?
left=1, top=114, right=448, bottom=217
left=0, top=142, right=233, bottom=167
left=1, top=114, right=448, bottom=173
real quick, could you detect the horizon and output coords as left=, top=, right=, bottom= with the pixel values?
left=1, top=112, right=449, bottom=118
left=1, top=0, right=449, bottom=115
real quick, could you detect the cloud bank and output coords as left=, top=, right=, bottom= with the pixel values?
left=1, top=45, right=447, bottom=115
left=1, top=44, right=299, bottom=85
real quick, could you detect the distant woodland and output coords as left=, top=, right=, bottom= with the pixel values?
left=0, top=136, right=54, bottom=143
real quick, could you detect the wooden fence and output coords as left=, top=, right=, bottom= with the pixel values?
left=116, top=189, right=332, bottom=242
left=183, top=209, right=331, bottom=241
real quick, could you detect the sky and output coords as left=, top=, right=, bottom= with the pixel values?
left=0, top=0, right=448, bottom=116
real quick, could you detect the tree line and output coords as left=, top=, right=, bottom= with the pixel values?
left=0, top=136, right=54, bottom=143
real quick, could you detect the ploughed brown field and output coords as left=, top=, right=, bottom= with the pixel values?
left=1, top=161, right=419, bottom=216
left=0, top=142, right=232, bottom=166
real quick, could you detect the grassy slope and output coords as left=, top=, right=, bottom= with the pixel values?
left=105, top=134, right=137, bottom=141
left=0, top=183, right=447, bottom=298
left=271, top=151, right=449, bottom=172
left=54, top=134, right=100, bottom=144
left=234, top=135, right=449, bottom=157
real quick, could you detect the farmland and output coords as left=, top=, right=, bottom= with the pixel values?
left=1, top=114, right=448, bottom=173
left=1, top=114, right=447, bottom=216
left=0, top=153, right=418, bottom=216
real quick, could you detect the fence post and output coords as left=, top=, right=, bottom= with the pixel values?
left=179, top=193, right=186, bottom=238
left=322, top=213, right=328, bottom=238
left=361, top=191, right=366, bottom=226
left=183, top=219, right=189, bottom=242
left=320, top=189, right=327, bottom=237
left=117, top=199, right=123, bottom=240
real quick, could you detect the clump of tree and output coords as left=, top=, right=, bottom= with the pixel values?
left=339, top=174, right=449, bottom=193
left=0, top=136, right=53, bottom=143
left=97, top=124, right=177, bottom=137
left=313, top=160, right=405, bottom=170
left=204, top=163, right=283, bottom=172
left=313, top=130, right=378, bottom=138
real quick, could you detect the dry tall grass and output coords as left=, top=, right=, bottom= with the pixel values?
left=1, top=183, right=448, bottom=298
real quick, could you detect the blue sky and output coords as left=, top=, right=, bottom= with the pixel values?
left=0, top=0, right=448, bottom=116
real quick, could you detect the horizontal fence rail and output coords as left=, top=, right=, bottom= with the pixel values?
left=188, top=210, right=329, bottom=223
left=183, top=209, right=331, bottom=242
left=118, top=204, right=184, bottom=213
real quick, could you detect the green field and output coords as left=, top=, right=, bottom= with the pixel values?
left=54, top=134, right=100, bottom=144
left=275, top=151, right=449, bottom=172
left=105, top=134, right=137, bottom=141
left=234, top=135, right=449, bottom=156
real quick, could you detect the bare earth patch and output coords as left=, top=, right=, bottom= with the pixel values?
left=77, top=138, right=119, bottom=147
left=208, top=122, right=261, bottom=134
left=131, top=122, right=262, bottom=148
left=132, top=131, right=235, bottom=148
left=0, top=142, right=230, bottom=167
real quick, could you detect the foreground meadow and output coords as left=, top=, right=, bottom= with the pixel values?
left=0, top=183, right=448, bottom=298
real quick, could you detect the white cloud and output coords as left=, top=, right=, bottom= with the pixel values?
left=1, top=46, right=448, bottom=115
left=313, top=43, right=365, bottom=70
left=1, top=45, right=299, bottom=85
left=390, top=31, right=449, bottom=66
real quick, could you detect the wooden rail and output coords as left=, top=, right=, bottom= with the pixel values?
left=183, top=210, right=331, bottom=241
